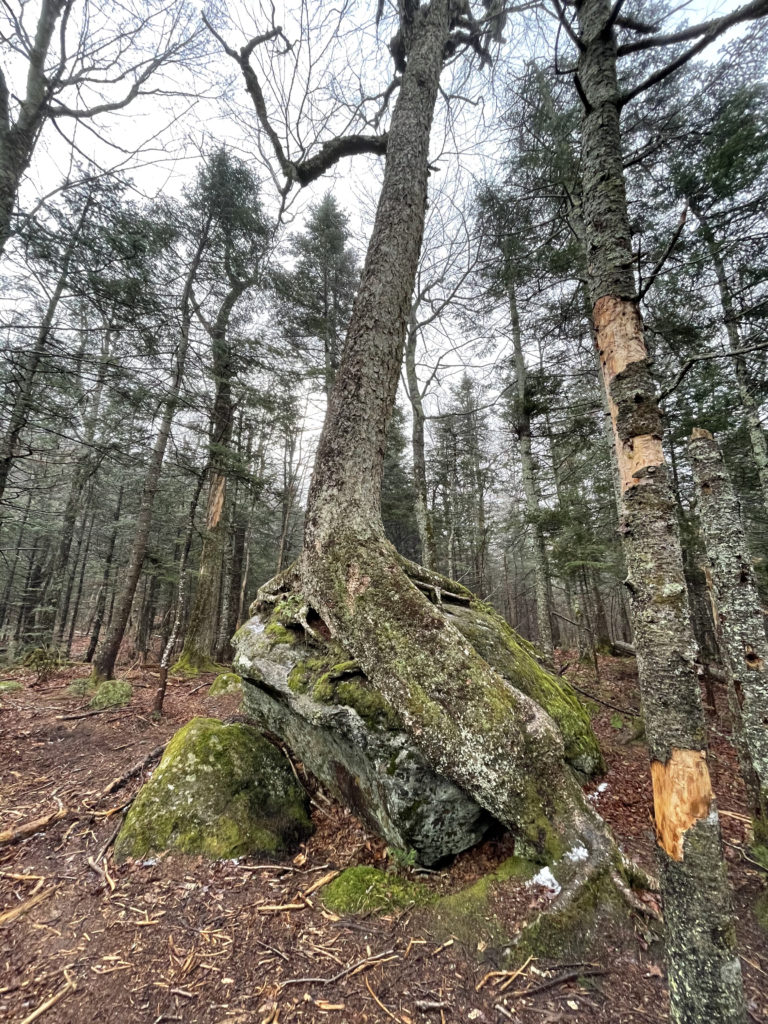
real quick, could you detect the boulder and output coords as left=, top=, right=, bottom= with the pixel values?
left=232, top=587, right=602, bottom=867
left=209, top=672, right=243, bottom=697
left=114, top=717, right=313, bottom=862
left=233, top=616, right=494, bottom=866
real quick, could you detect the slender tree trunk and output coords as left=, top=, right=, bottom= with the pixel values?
left=404, top=313, right=436, bottom=569
left=65, top=511, right=94, bottom=657
left=92, top=218, right=211, bottom=682
left=690, top=428, right=768, bottom=847
left=154, top=472, right=206, bottom=713
left=179, top=283, right=243, bottom=671
left=692, top=201, right=768, bottom=512
left=0, top=490, right=32, bottom=632
left=508, top=275, right=554, bottom=659
left=576, top=0, right=744, bottom=1018
left=0, top=197, right=90, bottom=510
left=85, top=485, right=123, bottom=663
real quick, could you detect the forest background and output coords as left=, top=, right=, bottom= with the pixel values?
left=0, top=0, right=765, bottom=728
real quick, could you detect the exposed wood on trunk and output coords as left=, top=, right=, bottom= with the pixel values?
left=574, top=0, right=745, bottom=1017
left=651, top=748, right=713, bottom=861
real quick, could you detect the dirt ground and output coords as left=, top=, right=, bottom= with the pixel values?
left=1, top=649, right=766, bottom=1024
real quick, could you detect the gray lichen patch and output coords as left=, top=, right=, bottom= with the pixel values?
left=114, top=717, right=313, bottom=862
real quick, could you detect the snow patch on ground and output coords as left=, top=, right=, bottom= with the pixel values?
left=527, top=866, right=562, bottom=896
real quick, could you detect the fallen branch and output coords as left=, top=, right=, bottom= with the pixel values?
left=56, top=705, right=131, bottom=721
left=20, top=971, right=76, bottom=1024
left=98, top=743, right=167, bottom=799
left=512, top=966, right=607, bottom=998
left=0, top=808, right=69, bottom=846
left=0, top=884, right=57, bottom=927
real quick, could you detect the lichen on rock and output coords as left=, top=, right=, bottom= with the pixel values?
left=209, top=672, right=243, bottom=697
left=233, top=611, right=496, bottom=866
left=114, top=717, right=313, bottom=862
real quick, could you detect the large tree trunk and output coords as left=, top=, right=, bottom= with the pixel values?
left=576, top=0, right=745, bottom=1019
left=244, top=0, right=642, bottom=954
left=689, top=428, right=768, bottom=848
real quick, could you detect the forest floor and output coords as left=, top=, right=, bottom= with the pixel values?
left=1, top=648, right=767, bottom=1024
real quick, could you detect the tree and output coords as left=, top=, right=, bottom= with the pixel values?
left=276, top=194, right=359, bottom=395
left=225, top=0, right=645, bottom=950
left=556, top=0, right=768, bottom=1017
left=0, top=0, right=199, bottom=256
left=176, top=149, right=272, bottom=673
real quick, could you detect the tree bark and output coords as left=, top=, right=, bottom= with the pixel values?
left=575, top=0, right=745, bottom=1018
left=689, top=428, right=768, bottom=847
left=154, top=472, right=206, bottom=714
left=84, top=485, right=123, bottom=663
left=179, top=280, right=245, bottom=671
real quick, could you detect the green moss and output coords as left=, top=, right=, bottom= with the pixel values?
left=89, top=679, right=132, bottom=709
left=755, top=891, right=768, bottom=933
left=264, top=622, right=296, bottom=644
left=0, top=679, right=22, bottom=693
left=170, top=650, right=220, bottom=677
left=322, top=866, right=433, bottom=914
left=115, top=717, right=313, bottom=862
left=430, top=856, right=535, bottom=948
left=752, top=842, right=768, bottom=873
left=209, top=672, right=243, bottom=696
left=453, top=599, right=604, bottom=776
left=67, top=676, right=97, bottom=697
left=513, top=868, right=627, bottom=963
left=271, top=594, right=305, bottom=627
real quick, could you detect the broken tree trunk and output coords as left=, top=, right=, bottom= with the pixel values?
left=689, top=428, right=768, bottom=849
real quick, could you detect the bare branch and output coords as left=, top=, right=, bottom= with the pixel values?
left=618, top=0, right=768, bottom=55
left=638, top=201, right=687, bottom=301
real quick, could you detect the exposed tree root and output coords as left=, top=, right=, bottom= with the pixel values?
left=243, top=537, right=657, bottom=953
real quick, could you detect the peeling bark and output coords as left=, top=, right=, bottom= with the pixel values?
left=575, top=0, right=745, bottom=1018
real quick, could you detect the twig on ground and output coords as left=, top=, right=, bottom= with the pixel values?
left=0, top=884, right=57, bottom=926
left=280, top=947, right=397, bottom=987
left=18, top=970, right=76, bottom=1024
left=511, top=966, right=607, bottom=998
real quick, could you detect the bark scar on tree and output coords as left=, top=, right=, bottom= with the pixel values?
left=593, top=296, right=664, bottom=491
left=650, top=748, right=713, bottom=861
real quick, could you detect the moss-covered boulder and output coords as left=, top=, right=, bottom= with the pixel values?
left=209, top=672, right=243, bottom=697
left=114, top=717, right=313, bottom=862
left=68, top=676, right=97, bottom=697
left=89, top=679, right=132, bottom=709
left=233, top=574, right=603, bottom=867
left=234, top=616, right=496, bottom=866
